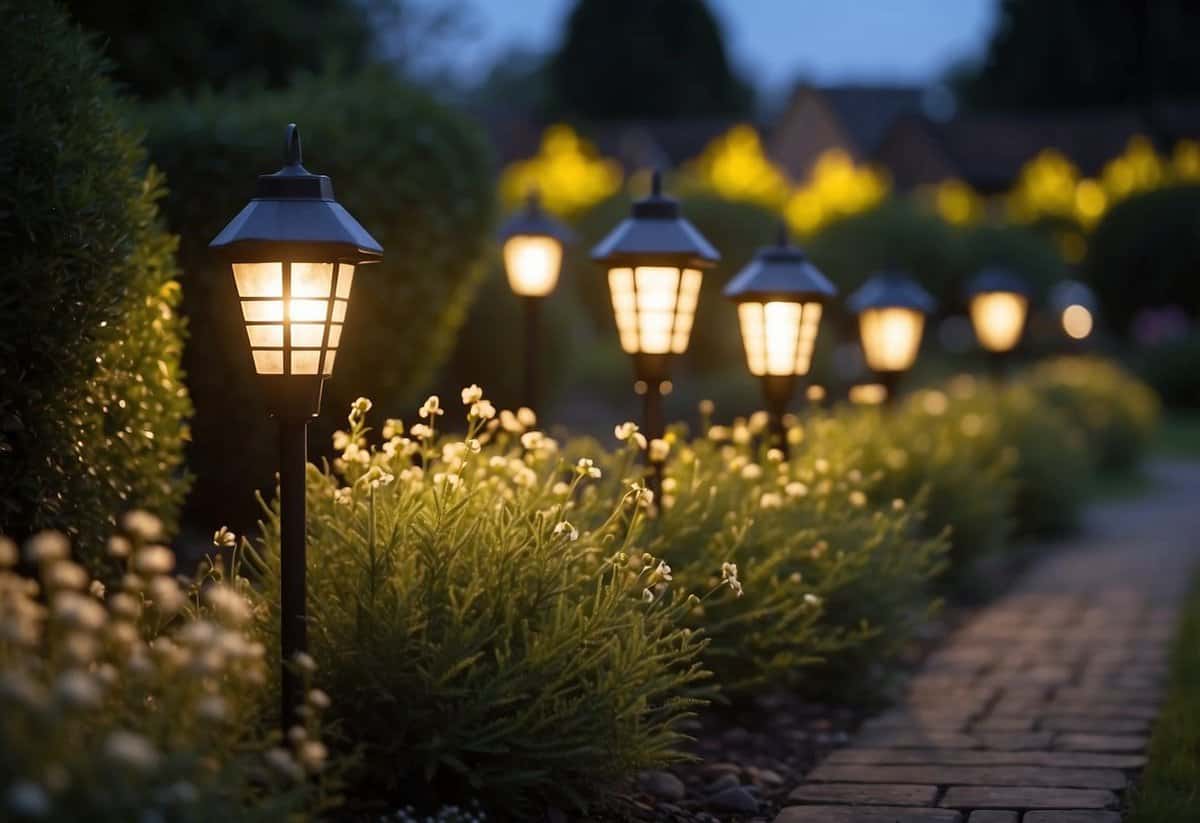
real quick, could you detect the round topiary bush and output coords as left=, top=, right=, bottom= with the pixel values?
left=0, top=0, right=191, bottom=566
left=139, top=69, right=495, bottom=534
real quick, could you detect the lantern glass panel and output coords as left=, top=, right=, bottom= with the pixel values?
left=969, top=291, right=1028, bottom=352
left=859, top=307, right=925, bottom=372
left=606, top=266, right=702, bottom=355
left=234, top=261, right=354, bottom=376
left=1062, top=304, right=1093, bottom=340
left=503, top=235, right=563, bottom=297
left=736, top=300, right=823, bottom=377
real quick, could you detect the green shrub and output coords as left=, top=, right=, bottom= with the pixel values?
left=1083, top=185, right=1200, bottom=336
left=1026, top=356, right=1160, bottom=474
left=1135, top=332, right=1200, bottom=410
left=0, top=518, right=334, bottom=821
left=249, top=396, right=710, bottom=819
left=138, top=68, right=494, bottom=536
left=0, top=0, right=191, bottom=568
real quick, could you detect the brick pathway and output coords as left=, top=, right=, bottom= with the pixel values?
left=774, top=460, right=1200, bottom=823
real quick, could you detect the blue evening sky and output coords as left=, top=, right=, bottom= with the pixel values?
left=447, top=0, right=998, bottom=94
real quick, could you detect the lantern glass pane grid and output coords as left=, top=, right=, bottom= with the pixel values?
left=234, top=261, right=354, bottom=376
left=737, top=301, right=823, bottom=376
left=969, top=291, right=1028, bottom=353
left=503, top=235, right=563, bottom=297
left=607, top=266, right=703, bottom=355
left=859, top=307, right=926, bottom=372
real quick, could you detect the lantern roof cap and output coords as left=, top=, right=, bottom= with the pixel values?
left=723, top=223, right=837, bottom=302
left=498, top=190, right=574, bottom=243
left=848, top=270, right=936, bottom=314
left=590, top=171, right=719, bottom=267
left=966, top=266, right=1032, bottom=298
left=1049, top=278, right=1097, bottom=311
left=210, top=123, right=383, bottom=262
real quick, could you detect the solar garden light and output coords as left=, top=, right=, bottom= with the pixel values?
left=724, top=225, right=836, bottom=455
left=498, top=191, right=572, bottom=411
left=1050, top=279, right=1098, bottom=344
left=210, top=124, right=382, bottom=731
left=592, top=171, right=718, bottom=497
left=847, top=271, right=936, bottom=405
left=966, top=267, right=1031, bottom=377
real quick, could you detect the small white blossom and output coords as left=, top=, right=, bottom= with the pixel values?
left=517, top=407, right=537, bottom=427
left=121, top=511, right=163, bottom=542
left=333, top=487, right=353, bottom=506
left=293, top=652, right=317, bottom=674
left=654, top=560, right=672, bottom=582
left=212, top=526, right=236, bottom=548
left=614, top=422, right=647, bottom=449
left=575, top=458, right=602, bottom=479
left=0, top=537, right=17, bottom=568
left=418, top=396, right=444, bottom=419
left=135, top=546, right=174, bottom=576
left=25, top=531, right=69, bottom=564
left=849, top=490, right=867, bottom=508
left=307, top=689, right=331, bottom=709
left=332, top=430, right=351, bottom=451
left=103, top=731, right=161, bottom=772
left=741, top=463, right=763, bottom=480
left=785, top=481, right=809, bottom=498
left=410, top=423, right=433, bottom=440
left=804, top=593, right=822, bottom=608
left=381, top=418, right=404, bottom=439
left=641, top=587, right=655, bottom=603
left=648, top=438, right=670, bottom=463
left=552, top=521, right=579, bottom=542
left=470, top=400, right=496, bottom=420
left=461, top=384, right=484, bottom=405
left=760, top=492, right=783, bottom=509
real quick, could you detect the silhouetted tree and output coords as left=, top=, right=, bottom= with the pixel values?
left=548, top=0, right=753, bottom=120
left=957, top=0, right=1200, bottom=111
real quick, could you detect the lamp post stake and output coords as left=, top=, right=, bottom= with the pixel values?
left=278, top=417, right=308, bottom=732
left=522, top=296, right=541, bottom=412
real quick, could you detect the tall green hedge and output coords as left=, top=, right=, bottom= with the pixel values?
left=0, top=0, right=191, bottom=564
left=139, top=69, right=494, bottom=533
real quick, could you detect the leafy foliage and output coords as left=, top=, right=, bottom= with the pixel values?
left=0, top=518, right=334, bottom=821
left=1134, top=332, right=1200, bottom=410
left=139, top=68, right=494, bottom=535
left=0, top=0, right=191, bottom=567
left=250, top=397, right=710, bottom=818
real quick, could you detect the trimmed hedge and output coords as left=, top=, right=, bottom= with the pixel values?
left=0, top=0, right=191, bottom=566
left=139, top=69, right=495, bottom=534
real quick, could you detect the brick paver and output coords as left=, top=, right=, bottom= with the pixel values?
left=773, top=461, right=1200, bottom=823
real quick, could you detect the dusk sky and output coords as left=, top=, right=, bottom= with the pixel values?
left=452, top=0, right=999, bottom=94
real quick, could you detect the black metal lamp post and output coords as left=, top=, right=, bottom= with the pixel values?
left=847, top=271, right=935, bottom=405
left=592, top=172, right=718, bottom=495
left=966, top=267, right=1031, bottom=378
left=210, top=124, right=382, bottom=731
left=498, top=191, right=571, bottom=411
left=723, top=226, right=836, bottom=455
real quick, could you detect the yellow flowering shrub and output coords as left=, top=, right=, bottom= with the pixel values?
left=0, top=515, right=333, bottom=822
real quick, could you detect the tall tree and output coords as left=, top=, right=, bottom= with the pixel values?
left=548, top=0, right=754, bottom=121
left=958, top=0, right=1200, bottom=111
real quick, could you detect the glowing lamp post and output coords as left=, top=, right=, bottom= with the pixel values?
left=210, top=124, right=382, bottom=730
left=1050, top=280, right=1098, bottom=344
left=724, top=227, right=836, bottom=453
left=499, top=192, right=571, bottom=411
left=966, top=268, right=1031, bottom=375
left=592, top=172, right=718, bottom=491
left=848, top=271, right=935, bottom=404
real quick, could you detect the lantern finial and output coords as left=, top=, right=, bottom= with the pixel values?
left=285, top=123, right=302, bottom=167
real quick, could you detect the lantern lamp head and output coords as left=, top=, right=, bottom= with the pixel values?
left=592, top=171, right=718, bottom=381
left=965, top=267, right=1032, bottom=354
left=723, top=224, right=837, bottom=380
left=210, top=124, right=382, bottom=420
left=498, top=190, right=573, bottom=298
left=848, top=271, right=935, bottom=375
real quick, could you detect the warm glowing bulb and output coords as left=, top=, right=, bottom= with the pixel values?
left=1062, top=304, right=1093, bottom=340
left=233, top=261, right=353, bottom=376
left=503, top=235, right=563, bottom=297
left=607, top=266, right=702, bottom=354
left=736, top=300, right=823, bottom=376
left=849, top=383, right=887, bottom=405
left=858, top=307, right=925, bottom=373
left=969, top=291, right=1028, bottom=353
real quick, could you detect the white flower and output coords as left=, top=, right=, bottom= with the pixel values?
left=205, top=585, right=250, bottom=624
left=654, top=560, right=672, bottom=582
left=135, top=546, right=174, bottom=576
left=107, top=535, right=132, bottom=559
left=89, top=579, right=105, bottom=599
left=648, top=438, right=670, bottom=463
left=212, top=526, right=236, bottom=548
left=461, top=384, right=484, bottom=405
left=767, top=448, right=785, bottom=463
left=553, top=521, right=579, bottom=542
left=629, top=482, right=654, bottom=508
left=785, top=481, right=808, bottom=498
left=265, top=747, right=305, bottom=782
left=5, top=781, right=50, bottom=817
left=410, top=423, right=433, bottom=439
left=892, top=498, right=906, bottom=511
left=352, top=397, right=373, bottom=415
left=54, top=669, right=102, bottom=708
left=728, top=579, right=744, bottom=597
left=333, top=487, right=353, bottom=506
left=362, top=466, right=395, bottom=490
left=721, top=562, right=738, bottom=582
left=45, top=561, right=88, bottom=591
left=614, top=422, right=647, bottom=449
left=740, top=463, right=763, bottom=480
left=575, top=458, right=602, bottom=479
left=517, top=407, right=537, bottom=427
left=381, top=418, right=404, bottom=439
left=760, top=492, right=783, bottom=509
left=298, top=740, right=328, bottom=773
left=814, top=458, right=830, bottom=474
left=104, top=731, right=160, bottom=772
left=466, top=438, right=481, bottom=453
left=499, top=410, right=524, bottom=433
left=433, top=472, right=462, bottom=489
left=520, top=431, right=545, bottom=450
left=698, top=399, right=715, bottom=416
left=0, top=537, right=17, bottom=568
left=552, top=481, right=570, bottom=496
left=418, top=396, right=444, bottom=418
left=307, top=689, right=331, bottom=709
left=148, top=577, right=184, bottom=616
left=293, top=652, right=318, bottom=674
left=804, top=593, right=822, bottom=608
left=121, top=511, right=163, bottom=542
left=849, top=490, right=867, bottom=508
left=332, top=430, right=351, bottom=451
left=470, top=400, right=496, bottom=420
left=748, top=410, right=770, bottom=433
left=707, top=425, right=730, bottom=441
left=641, top=587, right=655, bottom=603
left=52, top=592, right=106, bottom=631
left=25, top=531, right=69, bottom=564
left=197, top=695, right=227, bottom=722
left=811, top=540, right=829, bottom=559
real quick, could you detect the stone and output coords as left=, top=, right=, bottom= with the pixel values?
left=788, top=783, right=938, bottom=806
left=823, top=748, right=1146, bottom=770
left=966, top=813, right=1018, bottom=823
left=637, top=770, right=685, bottom=801
left=1056, top=733, right=1148, bottom=753
left=1022, top=813, right=1122, bottom=823
left=708, top=786, right=759, bottom=814
left=939, top=786, right=1118, bottom=810
left=746, top=766, right=785, bottom=786
left=805, top=764, right=1125, bottom=790
left=707, top=773, right=740, bottom=793
left=775, top=807, right=962, bottom=823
